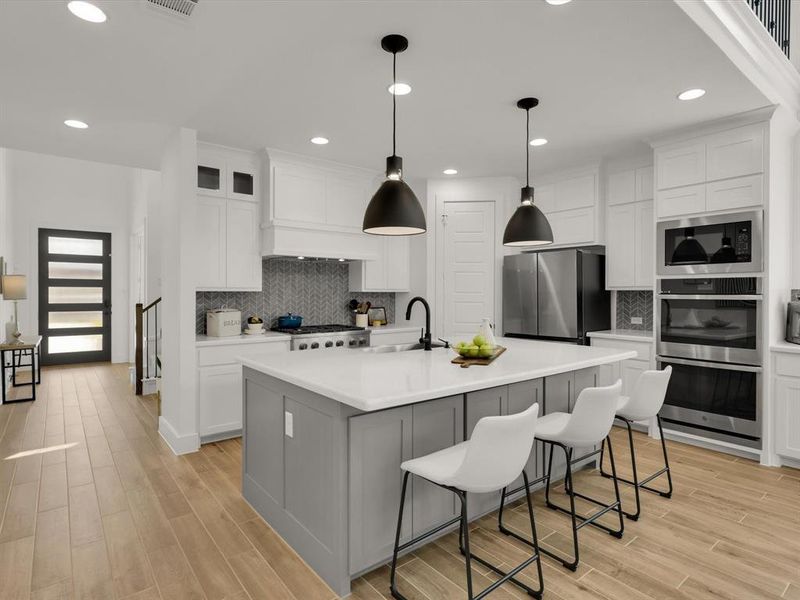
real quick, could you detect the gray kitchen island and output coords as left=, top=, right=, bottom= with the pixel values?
left=239, top=338, right=636, bottom=596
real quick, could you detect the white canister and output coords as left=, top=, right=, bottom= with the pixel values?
left=355, top=313, right=369, bottom=328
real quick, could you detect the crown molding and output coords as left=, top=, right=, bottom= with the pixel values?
left=675, top=0, right=800, bottom=122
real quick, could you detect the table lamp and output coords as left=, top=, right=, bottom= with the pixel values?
left=2, top=275, right=27, bottom=344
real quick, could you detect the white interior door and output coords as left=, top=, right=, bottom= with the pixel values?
left=441, top=201, right=495, bottom=341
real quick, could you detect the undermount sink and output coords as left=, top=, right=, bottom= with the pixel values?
left=362, top=342, right=426, bottom=353
left=362, top=342, right=446, bottom=354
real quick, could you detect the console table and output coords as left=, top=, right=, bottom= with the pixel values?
left=1, top=336, right=42, bottom=404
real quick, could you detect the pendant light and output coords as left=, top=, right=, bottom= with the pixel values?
left=503, top=98, right=553, bottom=246
left=363, top=34, right=426, bottom=236
left=671, top=227, right=708, bottom=264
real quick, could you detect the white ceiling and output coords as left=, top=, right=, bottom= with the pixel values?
left=0, top=0, right=769, bottom=178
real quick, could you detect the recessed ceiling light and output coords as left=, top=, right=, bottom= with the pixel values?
left=67, top=1, right=107, bottom=23
left=310, top=136, right=329, bottom=145
left=529, top=138, right=548, bottom=146
left=338, top=258, right=345, bottom=262
left=297, top=256, right=305, bottom=260
left=545, top=0, right=572, bottom=5
left=388, top=83, right=412, bottom=96
left=442, top=169, right=458, bottom=175
left=64, top=119, right=89, bottom=129
left=677, top=88, right=706, bottom=101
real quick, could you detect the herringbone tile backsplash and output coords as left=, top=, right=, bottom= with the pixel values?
left=615, top=290, right=653, bottom=330
left=196, top=258, right=396, bottom=334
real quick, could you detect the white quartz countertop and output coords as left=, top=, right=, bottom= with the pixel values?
left=196, top=332, right=290, bottom=347
left=240, top=337, right=636, bottom=412
left=588, top=329, right=655, bottom=343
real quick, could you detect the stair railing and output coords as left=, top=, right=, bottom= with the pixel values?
left=135, top=297, right=161, bottom=395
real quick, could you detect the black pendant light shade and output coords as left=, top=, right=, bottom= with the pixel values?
left=503, top=98, right=553, bottom=247
left=711, top=236, right=736, bottom=263
left=362, top=34, right=426, bottom=236
left=671, top=227, right=708, bottom=264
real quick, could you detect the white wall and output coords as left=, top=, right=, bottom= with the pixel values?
left=5, top=149, right=139, bottom=363
left=0, top=148, right=13, bottom=343
left=157, top=128, right=199, bottom=455
left=395, top=176, right=429, bottom=328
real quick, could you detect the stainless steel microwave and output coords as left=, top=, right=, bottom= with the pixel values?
left=657, top=211, right=763, bottom=276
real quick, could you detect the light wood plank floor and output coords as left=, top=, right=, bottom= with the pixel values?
left=0, top=363, right=797, bottom=600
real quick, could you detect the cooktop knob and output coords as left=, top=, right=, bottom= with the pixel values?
left=325, top=341, right=333, bottom=348
left=311, top=342, right=319, bottom=349
left=298, top=343, right=307, bottom=350
left=335, top=340, right=344, bottom=347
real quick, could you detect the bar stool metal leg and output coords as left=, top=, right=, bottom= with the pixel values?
left=391, top=471, right=544, bottom=599
left=537, top=438, right=624, bottom=571
left=599, top=416, right=673, bottom=520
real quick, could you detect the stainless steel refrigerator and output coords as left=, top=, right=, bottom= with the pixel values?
left=503, top=247, right=610, bottom=345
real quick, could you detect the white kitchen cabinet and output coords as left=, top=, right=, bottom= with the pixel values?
left=535, top=167, right=602, bottom=248
left=635, top=166, right=654, bottom=201
left=590, top=337, right=654, bottom=396
left=226, top=199, right=261, bottom=289
left=773, top=351, right=800, bottom=461
left=196, top=195, right=261, bottom=291
left=554, top=173, right=596, bottom=211
left=197, top=339, right=290, bottom=441
left=656, top=142, right=706, bottom=190
left=656, top=184, right=706, bottom=218
left=607, top=201, right=653, bottom=289
left=634, top=201, right=654, bottom=288
left=606, top=203, right=637, bottom=288
left=547, top=207, right=597, bottom=247
left=706, top=125, right=764, bottom=182
left=607, top=170, right=636, bottom=206
left=196, top=196, right=227, bottom=289
left=349, top=236, right=410, bottom=292
left=198, top=364, right=243, bottom=440
left=705, top=174, right=763, bottom=213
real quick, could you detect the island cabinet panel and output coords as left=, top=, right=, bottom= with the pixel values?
left=284, top=397, right=337, bottom=553
left=411, top=396, right=465, bottom=538
left=507, top=379, right=544, bottom=497
left=348, top=406, right=413, bottom=574
left=243, top=379, right=284, bottom=506
left=465, top=386, right=508, bottom=518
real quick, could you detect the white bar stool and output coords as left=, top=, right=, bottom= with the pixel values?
left=498, top=380, right=624, bottom=572
left=599, top=366, right=673, bottom=520
left=390, top=403, right=544, bottom=600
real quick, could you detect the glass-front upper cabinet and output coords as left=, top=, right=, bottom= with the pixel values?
left=197, top=150, right=226, bottom=197
left=227, top=158, right=257, bottom=202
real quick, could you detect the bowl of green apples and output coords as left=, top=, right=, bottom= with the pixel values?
left=454, top=335, right=495, bottom=359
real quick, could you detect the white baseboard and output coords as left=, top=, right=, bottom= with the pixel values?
left=158, top=416, right=200, bottom=455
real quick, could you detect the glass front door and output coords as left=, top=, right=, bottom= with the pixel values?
left=38, top=229, right=111, bottom=365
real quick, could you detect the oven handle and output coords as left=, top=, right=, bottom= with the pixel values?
left=656, top=355, right=763, bottom=373
left=656, top=294, right=763, bottom=301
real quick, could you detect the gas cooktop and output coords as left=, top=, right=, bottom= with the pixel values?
left=271, top=324, right=365, bottom=335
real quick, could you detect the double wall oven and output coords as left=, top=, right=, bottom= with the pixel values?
left=656, top=274, right=763, bottom=448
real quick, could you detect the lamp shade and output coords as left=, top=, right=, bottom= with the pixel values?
left=363, top=179, right=426, bottom=235
left=671, top=228, right=708, bottom=264
left=503, top=202, right=554, bottom=247
left=1, top=275, right=27, bottom=300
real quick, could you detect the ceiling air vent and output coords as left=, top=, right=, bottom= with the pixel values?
left=146, top=0, right=198, bottom=17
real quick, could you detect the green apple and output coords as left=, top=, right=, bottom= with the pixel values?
left=467, top=345, right=480, bottom=357
left=473, top=335, right=487, bottom=347
left=478, top=344, right=494, bottom=358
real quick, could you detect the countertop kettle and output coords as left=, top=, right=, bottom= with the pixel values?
left=787, top=297, right=800, bottom=345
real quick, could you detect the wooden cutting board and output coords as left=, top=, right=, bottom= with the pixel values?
left=451, top=346, right=506, bottom=368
